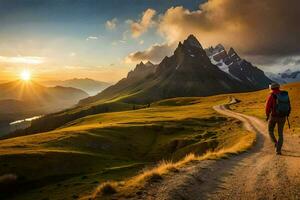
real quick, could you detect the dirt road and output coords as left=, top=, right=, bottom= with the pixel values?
left=134, top=102, right=300, bottom=200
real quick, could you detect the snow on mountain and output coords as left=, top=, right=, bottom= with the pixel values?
left=206, top=45, right=273, bottom=89
left=266, top=69, right=300, bottom=84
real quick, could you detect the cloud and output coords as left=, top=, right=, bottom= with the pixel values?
left=106, top=18, right=118, bottom=30
left=86, top=36, right=98, bottom=41
left=157, top=0, right=300, bottom=56
left=0, top=56, right=45, bottom=64
left=129, top=8, right=156, bottom=38
left=125, top=42, right=176, bottom=63
left=111, top=40, right=127, bottom=46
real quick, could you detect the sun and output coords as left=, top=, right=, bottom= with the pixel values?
left=20, top=70, right=31, bottom=81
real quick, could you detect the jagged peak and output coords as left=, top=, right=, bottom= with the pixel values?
left=183, top=34, right=202, bottom=49
left=215, top=44, right=225, bottom=51
left=228, top=47, right=241, bottom=61
left=145, top=61, right=154, bottom=66
left=228, top=47, right=237, bottom=55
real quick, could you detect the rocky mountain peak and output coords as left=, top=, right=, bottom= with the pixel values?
left=183, top=34, right=203, bottom=49
left=228, top=47, right=241, bottom=62
left=127, top=61, right=156, bottom=79
left=145, top=61, right=154, bottom=66
left=215, top=44, right=226, bottom=52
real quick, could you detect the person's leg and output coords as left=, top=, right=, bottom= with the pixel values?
left=276, top=117, right=286, bottom=154
left=268, top=117, right=277, bottom=145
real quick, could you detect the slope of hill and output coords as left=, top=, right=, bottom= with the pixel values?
left=79, top=61, right=157, bottom=105
left=44, top=78, right=111, bottom=96
left=0, top=95, right=253, bottom=200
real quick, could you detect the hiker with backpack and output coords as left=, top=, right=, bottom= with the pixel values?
left=266, top=83, right=291, bottom=155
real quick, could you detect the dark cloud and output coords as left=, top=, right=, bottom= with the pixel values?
left=158, top=0, right=300, bottom=56
left=245, top=54, right=300, bottom=72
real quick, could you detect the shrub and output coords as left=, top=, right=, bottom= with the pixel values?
left=93, top=181, right=117, bottom=198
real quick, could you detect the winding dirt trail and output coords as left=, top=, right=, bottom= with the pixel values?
left=134, top=101, right=300, bottom=200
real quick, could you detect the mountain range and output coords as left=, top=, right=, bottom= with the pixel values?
left=43, top=78, right=111, bottom=96
left=206, top=44, right=273, bottom=89
left=266, top=69, right=300, bottom=84
left=80, top=35, right=273, bottom=105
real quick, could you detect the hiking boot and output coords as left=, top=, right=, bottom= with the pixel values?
left=276, top=151, right=282, bottom=155
left=274, top=143, right=277, bottom=149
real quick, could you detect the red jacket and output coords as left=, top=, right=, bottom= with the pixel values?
left=266, top=88, right=291, bottom=117
left=265, top=88, right=281, bottom=117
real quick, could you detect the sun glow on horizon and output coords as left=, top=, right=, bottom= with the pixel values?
left=20, top=70, right=31, bottom=81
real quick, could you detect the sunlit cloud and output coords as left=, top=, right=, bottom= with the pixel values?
left=0, top=56, right=45, bottom=64
left=105, top=18, right=118, bottom=30
left=125, top=42, right=176, bottom=63
left=128, top=8, right=156, bottom=38
left=86, top=36, right=98, bottom=41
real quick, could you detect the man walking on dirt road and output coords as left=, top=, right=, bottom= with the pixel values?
left=266, top=83, right=291, bottom=155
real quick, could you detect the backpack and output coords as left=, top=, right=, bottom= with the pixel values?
left=273, top=91, right=290, bottom=116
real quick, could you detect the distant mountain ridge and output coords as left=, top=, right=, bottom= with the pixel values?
left=44, top=78, right=111, bottom=96
left=80, top=35, right=272, bottom=105
left=0, top=81, right=88, bottom=118
left=266, top=69, right=300, bottom=84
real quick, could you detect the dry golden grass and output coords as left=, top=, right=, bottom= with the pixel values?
left=92, top=181, right=118, bottom=197
left=90, top=131, right=255, bottom=199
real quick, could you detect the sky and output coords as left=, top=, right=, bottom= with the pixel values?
left=0, top=0, right=300, bottom=83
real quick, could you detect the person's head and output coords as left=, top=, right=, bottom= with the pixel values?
left=269, top=83, right=280, bottom=90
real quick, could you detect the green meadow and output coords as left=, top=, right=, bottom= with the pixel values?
left=0, top=95, right=254, bottom=200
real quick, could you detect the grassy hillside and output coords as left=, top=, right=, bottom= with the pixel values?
left=232, top=82, right=300, bottom=134
left=0, top=95, right=253, bottom=200
left=8, top=101, right=145, bottom=139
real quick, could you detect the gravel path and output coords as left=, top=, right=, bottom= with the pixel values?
left=131, top=102, right=300, bottom=200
